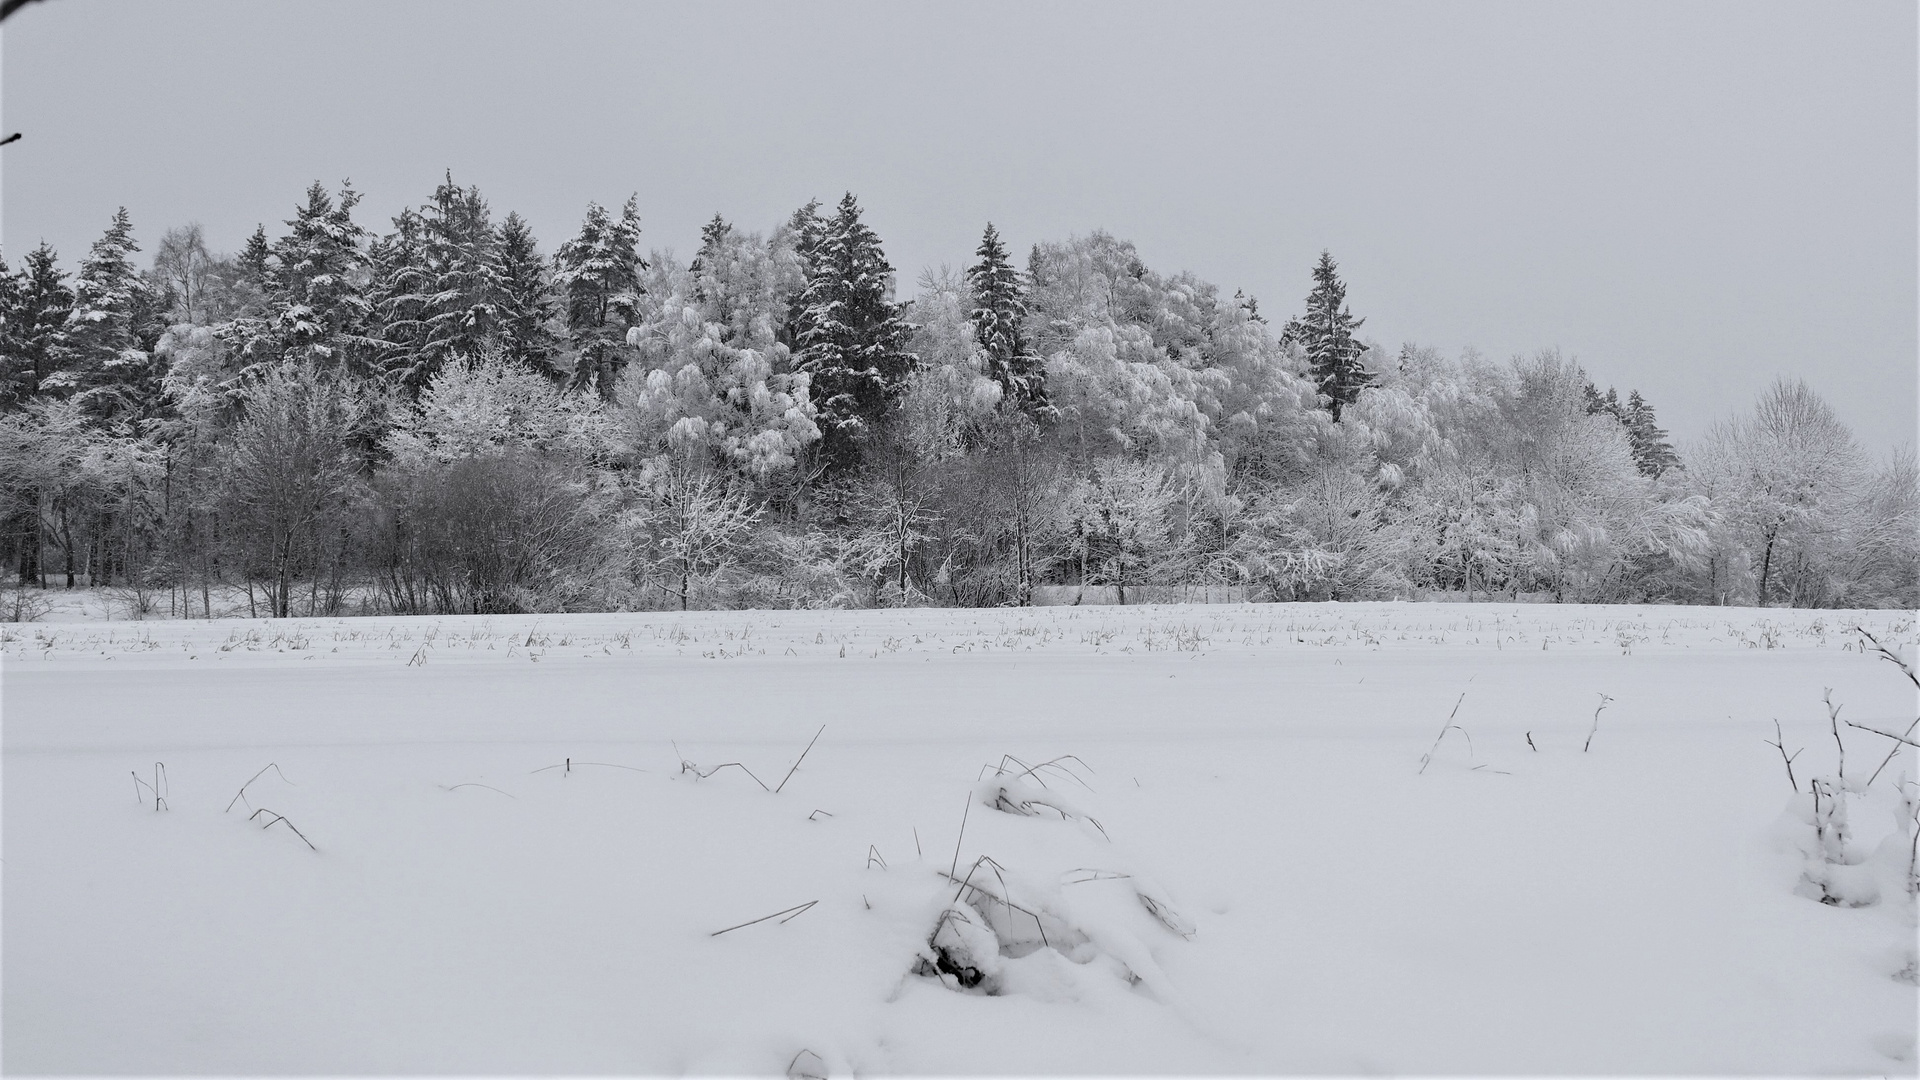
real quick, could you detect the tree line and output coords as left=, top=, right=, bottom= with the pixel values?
left=0, top=175, right=1912, bottom=618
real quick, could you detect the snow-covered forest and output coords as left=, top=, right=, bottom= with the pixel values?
left=1, top=178, right=1913, bottom=619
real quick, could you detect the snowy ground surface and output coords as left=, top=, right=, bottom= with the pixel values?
left=4, top=603, right=1917, bottom=1076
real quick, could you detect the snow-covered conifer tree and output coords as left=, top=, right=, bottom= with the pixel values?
left=494, top=212, right=563, bottom=380
left=1280, top=250, right=1374, bottom=420
left=553, top=196, right=645, bottom=400
left=374, top=176, right=507, bottom=392
left=1622, top=390, right=1678, bottom=477
left=62, top=208, right=166, bottom=419
left=967, top=223, right=1048, bottom=418
left=266, top=182, right=378, bottom=379
left=3, top=244, right=74, bottom=408
left=792, top=192, right=915, bottom=473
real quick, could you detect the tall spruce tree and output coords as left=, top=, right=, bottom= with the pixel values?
left=372, top=175, right=505, bottom=392
left=777, top=199, right=825, bottom=352
left=63, top=207, right=163, bottom=419
left=4, top=243, right=74, bottom=407
left=495, top=212, right=562, bottom=380
left=1281, top=250, right=1373, bottom=420
left=792, top=192, right=915, bottom=473
left=967, top=223, right=1048, bottom=418
left=553, top=195, right=644, bottom=400
left=268, top=182, right=377, bottom=378
left=1623, top=389, right=1679, bottom=477
left=369, top=207, right=429, bottom=386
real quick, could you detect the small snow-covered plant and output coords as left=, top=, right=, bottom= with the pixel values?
left=1809, top=776, right=1848, bottom=864
left=1796, top=774, right=1880, bottom=908
left=976, top=756, right=1109, bottom=840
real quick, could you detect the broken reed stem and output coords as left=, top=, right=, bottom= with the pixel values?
left=1010, top=754, right=1095, bottom=791
left=1418, top=693, right=1469, bottom=774
left=442, top=783, right=516, bottom=798
left=700, top=762, right=770, bottom=790
left=950, top=792, right=972, bottom=882
left=247, top=807, right=317, bottom=851
left=224, top=762, right=293, bottom=814
left=531, top=760, right=648, bottom=775
left=709, top=899, right=818, bottom=937
left=775, top=725, right=826, bottom=794
left=1584, top=693, right=1614, bottom=753
left=132, top=762, right=168, bottom=811
left=1765, top=718, right=1803, bottom=793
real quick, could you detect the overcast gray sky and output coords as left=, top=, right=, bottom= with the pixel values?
left=3, top=0, right=1914, bottom=453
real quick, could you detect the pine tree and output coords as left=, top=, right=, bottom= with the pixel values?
left=268, top=182, right=377, bottom=378
left=792, top=192, right=915, bottom=473
left=553, top=195, right=645, bottom=400
left=1623, top=389, right=1679, bottom=477
left=5, top=243, right=74, bottom=406
left=63, top=207, right=163, bottom=419
left=1280, top=250, right=1374, bottom=420
left=967, top=223, right=1048, bottom=419
left=494, top=212, right=562, bottom=381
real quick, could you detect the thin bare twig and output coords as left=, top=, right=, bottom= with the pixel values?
left=775, top=725, right=826, bottom=794
left=1011, top=754, right=1095, bottom=791
left=1419, top=693, right=1470, bottom=774
left=1845, top=719, right=1920, bottom=749
left=247, top=808, right=317, bottom=851
left=531, top=760, right=649, bottom=776
left=1765, top=718, right=1803, bottom=793
left=1855, top=626, right=1920, bottom=690
left=1869, top=717, right=1920, bottom=788
left=1584, top=693, right=1614, bottom=753
left=949, top=792, right=971, bottom=882
left=671, top=742, right=770, bottom=790
left=132, top=762, right=168, bottom=811
left=225, top=763, right=294, bottom=814
left=441, top=783, right=515, bottom=798
left=709, top=899, right=818, bottom=937
left=1824, top=690, right=1847, bottom=783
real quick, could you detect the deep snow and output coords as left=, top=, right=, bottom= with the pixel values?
left=3, top=603, right=1915, bottom=1075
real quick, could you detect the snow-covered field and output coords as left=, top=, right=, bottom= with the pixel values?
left=4, top=603, right=1916, bottom=1075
